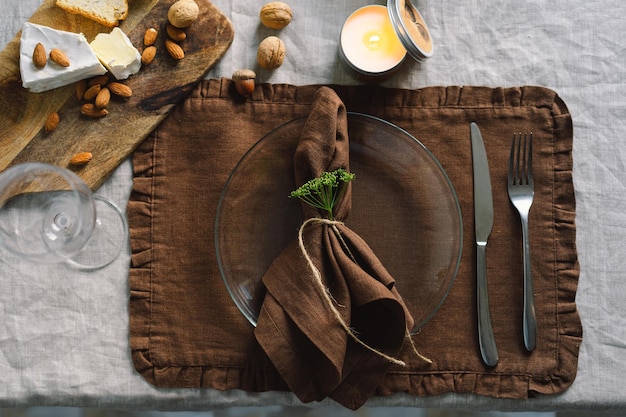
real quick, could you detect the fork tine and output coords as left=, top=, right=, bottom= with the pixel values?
left=516, top=133, right=523, bottom=184
left=520, top=132, right=533, bottom=186
left=508, top=133, right=516, bottom=185
left=516, top=132, right=526, bottom=185
left=509, top=132, right=533, bottom=186
left=526, top=132, right=533, bottom=186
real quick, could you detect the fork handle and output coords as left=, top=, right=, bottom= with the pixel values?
left=521, top=216, right=537, bottom=351
left=477, top=243, right=499, bottom=366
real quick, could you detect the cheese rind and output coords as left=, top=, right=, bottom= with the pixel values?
left=90, top=28, right=142, bottom=80
left=19, top=22, right=107, bottom=93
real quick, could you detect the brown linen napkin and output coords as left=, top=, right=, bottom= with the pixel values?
left=129, top=79, right=582, bottom=405
left=254, top=87, right=415, bottom=409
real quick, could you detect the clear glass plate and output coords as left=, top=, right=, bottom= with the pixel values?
left=215, top=113, right=462, bottom=332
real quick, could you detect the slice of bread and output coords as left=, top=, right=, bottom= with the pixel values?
left=55, top=0, right=129, bottom=27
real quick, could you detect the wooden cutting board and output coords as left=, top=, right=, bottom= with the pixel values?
left=0, top=0, right=233, bottom=190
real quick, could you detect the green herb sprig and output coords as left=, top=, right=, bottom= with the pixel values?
left=289, top=168, right=355, bottom=220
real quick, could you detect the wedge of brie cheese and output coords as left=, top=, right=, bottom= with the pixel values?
left=19, top=22, right=107, bottom=93
left=90, top=28, right=142, bottom=80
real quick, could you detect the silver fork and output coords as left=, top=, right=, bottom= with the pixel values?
left=508, top=132, right=537, bottom=352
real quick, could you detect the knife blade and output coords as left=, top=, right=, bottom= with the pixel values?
left=470, top=122, right=499, bottom=367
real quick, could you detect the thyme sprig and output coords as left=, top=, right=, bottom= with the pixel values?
left=289, top=168, right=355, bottom=220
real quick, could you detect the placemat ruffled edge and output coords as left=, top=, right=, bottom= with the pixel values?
left=128, top=79, right=582, bottom=399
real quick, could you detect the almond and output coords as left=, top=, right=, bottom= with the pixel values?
left=141, top=46, right=157, bottom=65
left=49, top=48, right=70, bottom=67
left=144, top=27, right=158, bottom=46
left=166, top=25, right=187, bottom=42
left=80, top=103, right=108, bottom=118
left=69, top=152, right=92, bottom=166
left=83, top=84, right=101, bottom=101
left=44, top=111, right=60, bottom=133
left=95, top=87, right=111, bottom=109
left=165, top=39, right=184, bottom=60
left=88, top=74, right=110, bottom=87
left=76, top=79, right=87, bottom=101
left=107, top=81, right=133, bottom=98
left=32, top=43, right=47, bottom=68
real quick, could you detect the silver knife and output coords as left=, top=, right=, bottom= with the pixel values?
left=470, top=122, right=499, bottom=367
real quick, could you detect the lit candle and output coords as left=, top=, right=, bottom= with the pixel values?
left=340, top=5, right=406, bottom=77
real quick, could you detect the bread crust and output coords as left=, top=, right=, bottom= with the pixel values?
left=55, top=0, right=129, bottom=27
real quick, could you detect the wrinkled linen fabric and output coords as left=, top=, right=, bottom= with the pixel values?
left=9, top=0, right=624, bottom=409
left=128, top=80, right=581, bottom=403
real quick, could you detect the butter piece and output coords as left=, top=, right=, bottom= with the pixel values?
left=90, top=27, right=142, bottom=80
left=19, top=22, right=107, bottom=93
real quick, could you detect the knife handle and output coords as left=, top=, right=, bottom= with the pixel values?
left=477, top=243, right=499, bottom=366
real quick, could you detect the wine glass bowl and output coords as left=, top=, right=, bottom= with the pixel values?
left=0, top=162, right=127, bottom=268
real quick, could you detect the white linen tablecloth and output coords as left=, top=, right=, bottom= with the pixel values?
left=1, top=0, right=625, bottom=412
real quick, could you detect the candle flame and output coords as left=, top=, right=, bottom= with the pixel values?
left=363, top=31, right=382, bottom=50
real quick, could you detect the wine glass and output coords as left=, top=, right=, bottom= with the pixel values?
left=0, top=162, right=128, bottom=269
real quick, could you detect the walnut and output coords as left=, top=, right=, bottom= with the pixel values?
left=257, top=36, right=285, bottom=70
left=260, top=2, right=292, bottom=29
left=168, top=0, right=199, bottom=28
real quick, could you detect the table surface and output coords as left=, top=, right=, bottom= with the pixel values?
left=1, top=0, right=624, bottom=411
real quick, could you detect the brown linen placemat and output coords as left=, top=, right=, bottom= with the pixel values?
left=129, top=78, right=582, bottom=400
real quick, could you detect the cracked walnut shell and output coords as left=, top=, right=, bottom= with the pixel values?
left=257, top=36, right=285, bottom=70
left=260, top=2, right=292, bottom=29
